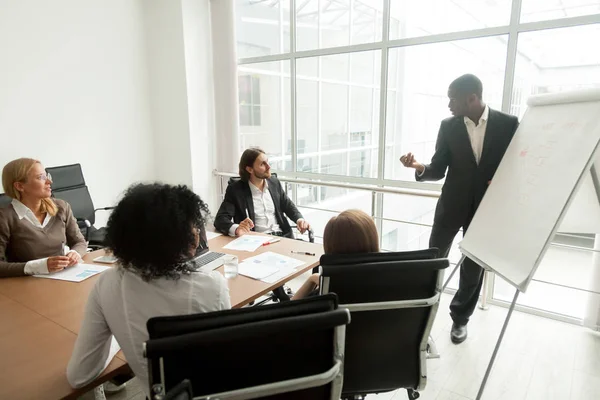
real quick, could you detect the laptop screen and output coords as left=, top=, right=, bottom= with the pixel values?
left=193, top=226, right=210, bottom=258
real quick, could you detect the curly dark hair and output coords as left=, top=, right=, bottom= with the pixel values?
left=105, top=183, right=211, bottom=281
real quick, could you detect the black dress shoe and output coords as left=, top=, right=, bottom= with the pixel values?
left=451, top=323, right=468, bottom=344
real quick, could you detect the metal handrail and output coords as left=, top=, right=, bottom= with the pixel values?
left=214, top=169, right=597, bottom=254
left=213, top=169, right=441, bottom=198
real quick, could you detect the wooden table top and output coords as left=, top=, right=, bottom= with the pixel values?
left=0, top=232, right=322, bottom=399
left=0, top=293, right=129, bottom=400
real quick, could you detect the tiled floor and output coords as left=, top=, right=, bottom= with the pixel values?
left=79, top=274, right=600, bottom=400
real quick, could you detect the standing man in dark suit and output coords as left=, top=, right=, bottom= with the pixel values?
left=215, top=147, right=310, bottom=238
left=400, top=74, right=519, bottom=344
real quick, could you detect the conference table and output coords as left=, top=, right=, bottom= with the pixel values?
left=0, top=232, right=323, bottom=400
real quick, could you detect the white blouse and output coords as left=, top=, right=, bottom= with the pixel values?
left=67, top=266, right=231, bottom=398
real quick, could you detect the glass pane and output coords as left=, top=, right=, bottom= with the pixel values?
left=384, top=36, right=508, bottom=182
left=521, top=0, right=600, bottom=23
left=321, top=82, right=348, bottom=151
left=381, top=192, right=462, bottom=289
left=296, top=50, right=381, bottom=177
left=493, top=242, right=594, bottom=319
left=511, top=24, right=600, bottom=119
left=351, top=0, right=384, bottom=45
left=239, top=105, right=251, bottom=126
left=235, top=0, right=290, bottom=58
left=296, top=0, right=384, bottom=51
left=296, top=78, right=319, bottom=156
left=389, top=0, right=512, bottom=40
left=238, top=61, right=292, bottom=171
left=292, top=183, right=373, bottom=238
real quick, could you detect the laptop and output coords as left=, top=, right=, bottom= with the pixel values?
left=190, top=228, right=228, bottom=273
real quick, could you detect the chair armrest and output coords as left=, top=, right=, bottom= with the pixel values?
left=290, top=226, right=315, bottom=243
left=94, top=207, right=115, bottom=212
left=76, top=218, right=92, bottom=228
left=76, top=218, right=91, bottom=241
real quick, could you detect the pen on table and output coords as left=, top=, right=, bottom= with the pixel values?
left=291, top=251, right=316, bottom=256
left=262, top=238, right=281, bottom=246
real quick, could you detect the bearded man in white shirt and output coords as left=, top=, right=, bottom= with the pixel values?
left=214, top=148, right=311, bottom=302
left=400, top=74, right=519, bottom=344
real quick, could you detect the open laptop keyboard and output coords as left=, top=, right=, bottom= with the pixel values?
left=196, top=252, right=226, bottom=267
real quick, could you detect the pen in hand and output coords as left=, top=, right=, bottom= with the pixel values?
left=291, top=251, right=316, bottom=256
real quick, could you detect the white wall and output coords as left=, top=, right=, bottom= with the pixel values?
left=142, top=0, right=194, bottom=188
left=0, top=0, right=156, bottom=226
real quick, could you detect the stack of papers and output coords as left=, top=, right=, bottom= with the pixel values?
left=237, top=252, right=305, bottom=283
left=33, top=263, right=111, bottom=282
left=223, top=235, right=272, bottom=252
left=238, top=263, right=279, bottom=280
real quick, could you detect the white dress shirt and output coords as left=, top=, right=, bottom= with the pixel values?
left=463, top=105, right=489, bottom=164
left=67, top=267, right=231, bottom=399
left=229, top=180, right=282, bottom=236
left=12, top=199, right=56, bottom=275
left=418, top=105, right=489, bottom=178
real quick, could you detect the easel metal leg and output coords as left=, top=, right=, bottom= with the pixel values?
left=479, top=270, right=491, bottom=310
left=476, top=289, right=520, bottom=400
left=442, top=254, right=465, bottom=292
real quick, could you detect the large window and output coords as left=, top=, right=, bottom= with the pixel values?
left=234, top=0, right=600, bottom=321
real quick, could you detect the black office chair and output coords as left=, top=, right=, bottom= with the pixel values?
left=144, top=294, right=349, bottom=400
left=45, top=164, right=113, bottom=249
left=319, top=249, right=449, bottom=400
left=164, top=379, right=193, bottom=400
left=0, top=193, right=10, bottom=208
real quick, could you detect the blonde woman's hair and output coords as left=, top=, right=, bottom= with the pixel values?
left=2, top=158, right=58, bottom=216
left=323, top=209, right=380, bottom=255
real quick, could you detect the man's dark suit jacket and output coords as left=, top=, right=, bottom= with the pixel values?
left=214, top=176, right=303, bottom=238
left=417, top=108, right=519, bottom=229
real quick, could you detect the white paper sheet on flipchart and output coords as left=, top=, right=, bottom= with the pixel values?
left=459, top=88, right=600, bottom=291
left=102, top=336, right=121, bottom=371
left=206, top=231, right=222, bottom=240
left=223, top=235, right=270, bottom=252
left=244, top=251, right=305, bottom=270
left=237, top=261, right=280, bottom=280
left=33, top=263, right=111, bottom=282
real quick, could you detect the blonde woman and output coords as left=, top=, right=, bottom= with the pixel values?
left=292, top=209, right=379, bottom=299
left=0, top=158, right=87, bottom=277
